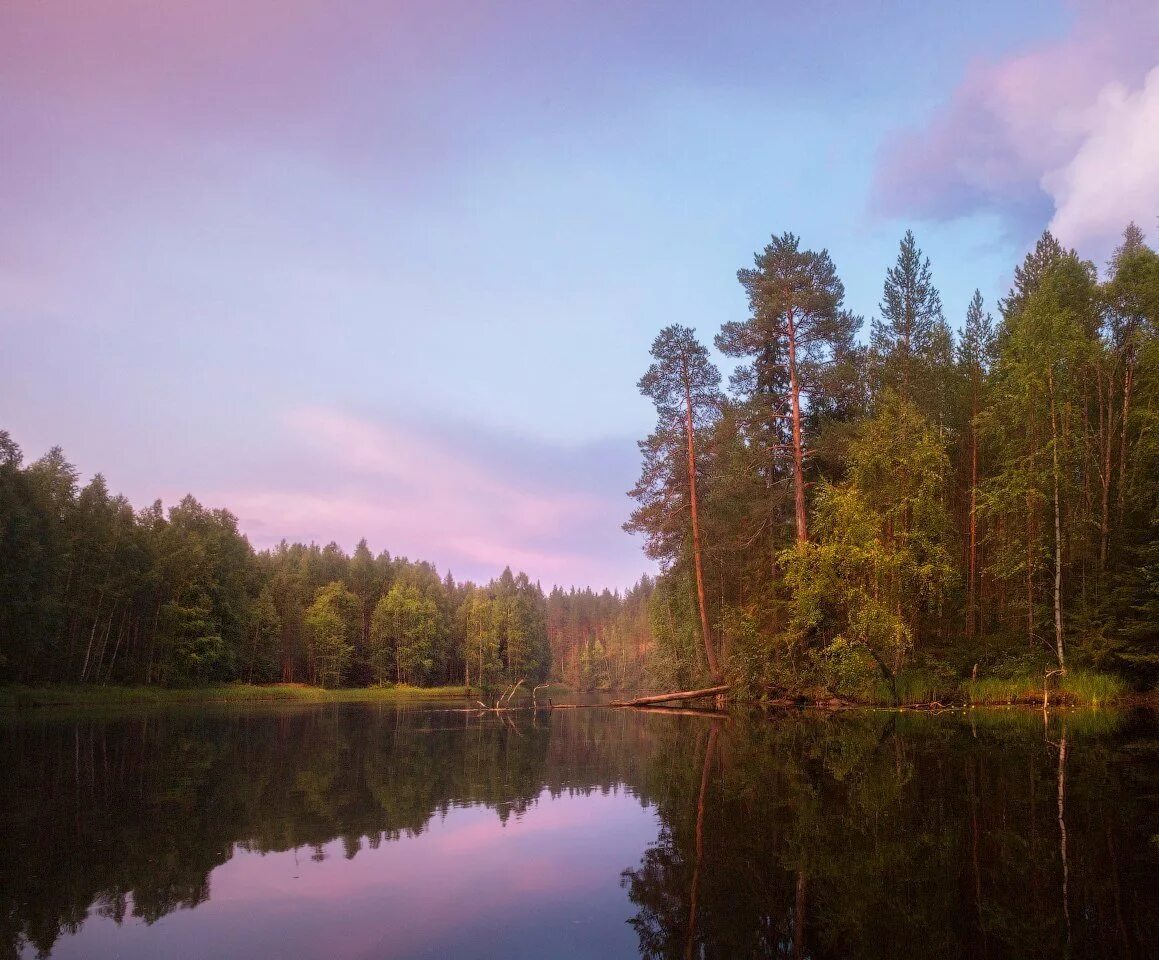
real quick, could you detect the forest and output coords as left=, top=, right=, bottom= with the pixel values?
left=628, top=224, right=1159, bottom=702
left=1, top=223, right=1157, bottom=701
left=0, top=431, right=654, bottom=689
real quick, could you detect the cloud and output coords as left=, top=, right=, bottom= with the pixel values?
left=872, top=0, right=1159, bottom=253
left=1043, top=67, right=1159, bottom=251
left=215, top=408, right=649, bottom=589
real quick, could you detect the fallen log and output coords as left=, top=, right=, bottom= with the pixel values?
left=613, top=685, right=729, bottom=708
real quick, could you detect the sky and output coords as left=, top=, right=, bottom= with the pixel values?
left=2, top=0, right=1157, bottom=590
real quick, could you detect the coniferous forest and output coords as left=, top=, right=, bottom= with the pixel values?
left=2, top=224, right=1157, bottom=701
left=0, top=437, right=651, bottom=691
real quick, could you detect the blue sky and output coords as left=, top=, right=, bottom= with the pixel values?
left=2, top=0, right=1156, bottom=587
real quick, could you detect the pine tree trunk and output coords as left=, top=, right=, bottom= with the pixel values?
left=785, top=306, right=808, bottom=544
left=1026, top=490, right=1034, bottom=648
left=1048, top=370, right=1065, bottom=671
left=966, top=393, right=979, bottom=640
left=1116, top=353, right=1133, bottom=524
left=683, top=365, right=721, bottom=682
left=1097, top=360, right=1112, bottom=572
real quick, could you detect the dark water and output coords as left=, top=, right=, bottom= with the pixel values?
left=2, top=703, right=1157, bottom=959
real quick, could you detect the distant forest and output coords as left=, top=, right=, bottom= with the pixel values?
left=0, top=448, right=652, bottom=688
left=2, top=223, right=1157, bottom=698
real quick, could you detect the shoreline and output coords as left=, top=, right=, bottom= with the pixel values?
left=1, top=677, right=1150, bottom=712
left=0, top=683, right=485, bottom=709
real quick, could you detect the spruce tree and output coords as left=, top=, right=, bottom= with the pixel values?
left=870, top=229, right=952, bottom=416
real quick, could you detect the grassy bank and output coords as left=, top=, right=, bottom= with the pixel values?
left=0, top=683, right=479, bottom=709
left=0, top=674, right=1134, bottom=711
left=967, top=668, right=1127, bottom=707
left=860, top=666, right=1129, bottom=708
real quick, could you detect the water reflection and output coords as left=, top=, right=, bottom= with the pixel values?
left=1, top=705, right=1156, bottom=958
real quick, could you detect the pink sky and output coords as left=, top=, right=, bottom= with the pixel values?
left=43, top=788, right=658, bottom=959
left=2, top=0, right=1154, bottom=590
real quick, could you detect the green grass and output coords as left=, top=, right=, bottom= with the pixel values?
left=869, top=668, right=960, bottom=706
left=856, top=663, right=1129, bottom=708
left=0, top=683, right=476, bottom=709
left=1059, top=669, right=1127, bottom=705
left=968, top=668, right=1126, bottom=706
left=968, top=675, right=1045, bottom=705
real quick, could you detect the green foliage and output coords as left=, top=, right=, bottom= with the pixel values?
left=547, top=579, right=652, bottom=690
left=870, top=229, right=954, bottom=418
left=644, top=572, right=703, bottom=690
left=304, top=582, right=358, bottom=688
left=0, top=428, right=563, bottom=691
left=370, top=583, right=440, bottom=685
left=781, top=397, right=956, bottom=698
left=626, top=221, right=1158, bottom=701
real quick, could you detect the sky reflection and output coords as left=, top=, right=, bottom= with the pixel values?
left=37, top=789, right=657, bottom=960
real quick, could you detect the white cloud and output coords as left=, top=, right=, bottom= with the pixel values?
left=873, top=0, right=1159, bottom=255
left=1044, top=67, right=1159, bottom=254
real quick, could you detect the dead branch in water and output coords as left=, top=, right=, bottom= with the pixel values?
left=501, top=679, right=525, bottom=705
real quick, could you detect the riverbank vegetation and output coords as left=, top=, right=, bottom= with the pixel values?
left=627, top=224, right=1158, bottom=705
left=2, top=224, right=1156, bottom=706
left=0, top=683, right=484, bottom=709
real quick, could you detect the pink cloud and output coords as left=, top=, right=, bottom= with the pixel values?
left=215, top=407, right=649, bottom=588
left=872, top=0, right=1159, bottom=253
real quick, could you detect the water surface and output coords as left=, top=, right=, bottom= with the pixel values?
left=2, top=703, right=1157, bottom=958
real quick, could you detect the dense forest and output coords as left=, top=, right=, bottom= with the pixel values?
left=629, top=224, right=1159, bottom=700
left=2, top=222, right=1157, bottom=698
left=0, top=445, right=653, bottom=688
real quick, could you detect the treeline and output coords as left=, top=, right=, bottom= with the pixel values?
left=0, top=443, right=655, bottom=688
left=4, top=222, right=1157, bottom=698
left=548, top=579, right=653, bottom=689
left=628, top=224, right=1159, bottom=698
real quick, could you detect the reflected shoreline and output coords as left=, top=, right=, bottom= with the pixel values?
left=3, top=704, right=1157, bottom=959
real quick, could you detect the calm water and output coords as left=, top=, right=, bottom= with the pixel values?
left=2, top=703, right=1157, bottom=959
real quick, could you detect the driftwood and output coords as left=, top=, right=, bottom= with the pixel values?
left=473, top=680, right=528, bottom=711
left=612, top=685, right=730, bottom=708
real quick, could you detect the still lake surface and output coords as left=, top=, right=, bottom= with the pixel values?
left=2, top=701, right=1157, bottom=959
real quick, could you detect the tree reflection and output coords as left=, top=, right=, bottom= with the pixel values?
left=622, top=710, right=1159, bottom=960
left=0, top=706, right=1157, bottom=959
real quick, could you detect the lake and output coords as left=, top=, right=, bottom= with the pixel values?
left=2, top=702, right=1156, bottom=959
